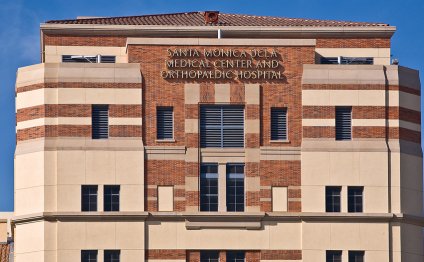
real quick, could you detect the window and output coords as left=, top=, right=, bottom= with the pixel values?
left=272, top=187, right=288, bottom=212
left=92, top=105, right=109, bottom=139
left=157, top=107, right=174, bottom=140
left=348, top=187, right=363, bottom=213
left=226, top=164, right=245, bottom=212
left=227, top=251, right=245, bottom=262
left=104, top=185, right=120, bottom=212
left=271, top=108, right=287, bottom=140
left=62, top=55, right=116, bottom=63
left=200, top=105, right=244, bottom=148
left=158, top=186, right=174, bottom=211
left=335, top=107, right=352, bottom=140
left=81, top=185, right=98, bottom=212
left=81, top=250, right=97, bottom=262
left=321, top=56, right=373, bottom=65
left=349, top=251, right=364, bottom=262
left=200, top=164, right=219, bottom=212
left=105, top=250, right=120, bottom=262
left=326, top=251, right=342, bottom=262
left=326, top=186, right=341, bottom=212
left=200, top=251, right=219, bottom=262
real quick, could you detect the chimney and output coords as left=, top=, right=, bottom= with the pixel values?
left=204, top=11, right=219, bottom=25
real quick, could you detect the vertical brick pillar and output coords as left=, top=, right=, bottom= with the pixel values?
left=245, top=84, right=261, bottom=212
left=246, top=251, right=261, bottom=262
left=219, top=251, right=226, bottom=262
left=185, top=84, right=200, bottom=212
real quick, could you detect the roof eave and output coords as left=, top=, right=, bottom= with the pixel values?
left=40, top=23, right=396, bottom=38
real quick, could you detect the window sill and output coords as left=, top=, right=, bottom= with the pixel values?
left=270, top=140, right=290, bottom=144
left=155, top=139, right=176, bottom=143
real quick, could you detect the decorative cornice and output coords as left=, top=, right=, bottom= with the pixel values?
left=12, top=212, right=424, bottom=228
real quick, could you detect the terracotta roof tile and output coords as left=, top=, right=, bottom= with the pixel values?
left=45, top=12, right=389, bottom=27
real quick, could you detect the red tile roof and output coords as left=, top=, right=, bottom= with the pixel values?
left=45, top=11, right=389, bottom=27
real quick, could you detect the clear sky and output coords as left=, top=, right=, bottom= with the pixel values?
left=0, top=0, right=423, bottom=211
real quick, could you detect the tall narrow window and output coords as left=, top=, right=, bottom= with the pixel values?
left=348, top=187, right=363, bottom=213
left=227, top=251, right=245, bottom=262
left=349, top=251, right=364, bottom=262
left=104, top=185, right=120, bottom=212
left=81, top=250, right=98, bottom=262
left=105, top=250, right=120, bottom=262
left=200, top=251, right=219, bottom=262
left=326, top=251, right=342, bottom=262
left=157, top=107, right=174, bottom=140
left=226, top=164, right=245, bottom=212
left=271, top=108, right=287, bottom=140
left=81, top=185, right=98, bottom=212
left=335, top=107, right=352, bottom=140
left=326, top=186, right=341, bottom=212
left=92, top=105, right=109, bottom=139
left=200, top=106, right=244, bottom=148
left=200, top=164, right=219, bottom=212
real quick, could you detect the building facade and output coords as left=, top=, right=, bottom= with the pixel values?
left=13, top=11, right=423, bottom=262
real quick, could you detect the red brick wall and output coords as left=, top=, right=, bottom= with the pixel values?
left=43, top=34, right=127, bottom=46
left=316, top=38, right=390, bottom=48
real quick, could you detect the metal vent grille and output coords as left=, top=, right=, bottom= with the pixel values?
left=92, top=105, right=109, bottom=139
left=335, top=107, right=352, bottom=140
left=271, top=108, right=287, bottom=140
left=200, top=106, right=244, bottom=148
left=157, top=107, right=173, bottom=140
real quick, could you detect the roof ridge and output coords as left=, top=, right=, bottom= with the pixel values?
left=44, top=11, right=390, bottom=27
left=221, top=12, right=388, bottom=26
left=46, top=11, right=202, bottom=23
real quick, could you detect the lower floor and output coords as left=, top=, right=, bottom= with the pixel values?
left=13, top=214, right=424, bottom=262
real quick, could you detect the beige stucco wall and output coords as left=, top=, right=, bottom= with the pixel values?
left=147, top=220, right=301, bottom=250
left=15, top=147, right=144, bottom=214
left=14, top=220, right=145, bottom=262
left=302, top=222, right=390, bottom=262
left=302, top=150, right=389, bottom=213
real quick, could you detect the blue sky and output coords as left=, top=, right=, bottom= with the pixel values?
left=0, top=0, right=423, bottom=211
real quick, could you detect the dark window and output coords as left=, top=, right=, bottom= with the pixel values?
left=349, top=251, right=364, bottom=262
left=82, top=185, right=98, bottom=212
left=321, top=57, right=373, bottom=65
left=104, top=185, right=120, bottom=212
left=326, top=187, right=341, bottom=212
left=62, top=55, right=116, bottom=63
left=157, top=107, right=174, bottom=140
left=81, top=250, right=97, bottom=262
left=271, top=108, right=287, bottom=140
left=335, top=107, right=352, bottom=140
left=92, top=105, right=109, bottom=139
left=326, top=251, right=342, bottom=262
left=100, top=56, right=116, bottom=63
left=200, top=164, right=219, bottom=212
left=226, top=164, right=245, bottom=212
left=348, top=187, right=363, bottom=213
left=200, top=106, right=244, bottom=148
left=227, top=251, right=245, bottom=262
left=105, top=250, right=120, bottom=262
left=200, top=251, right=219, bottom=262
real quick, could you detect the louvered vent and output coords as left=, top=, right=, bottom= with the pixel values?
left=157, top=107, right=173, bottom=140
left=335, top=107, right=352, bottom=140
left=200, top=106, right=244, bottom=148
left=92, top=105, right=109, bottom=139
left=271, top=108, right=287, bottom=140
